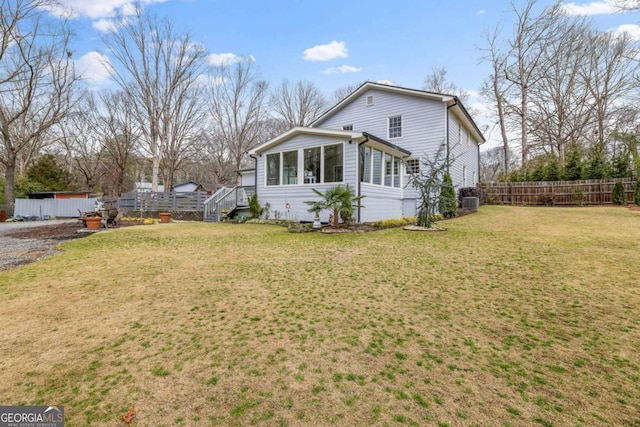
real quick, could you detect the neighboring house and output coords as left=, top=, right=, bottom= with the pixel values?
left=134, top=182, right=165, bottom=192
left=247, top=82, right=485, bottom=223
left=172, top=181, right=200, bottom=193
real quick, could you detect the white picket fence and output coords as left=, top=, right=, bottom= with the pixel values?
left=15, top=198, right=99, bottom=218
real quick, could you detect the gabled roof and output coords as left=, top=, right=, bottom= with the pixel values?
left=312, top=81, right=486, bottom=144
left=249, top=127, right=363, bottom=155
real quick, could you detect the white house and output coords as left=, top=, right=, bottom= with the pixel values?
left=247, top=82, right=485, bottom=223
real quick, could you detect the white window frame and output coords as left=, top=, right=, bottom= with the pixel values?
left=263, top=142, right=345, bottom=187
left=366, top=95, right=374, bottom=106
left=388, top=115, right=402, bottom=139
left=462, top=165, right=467, bottom=187
left=405, top=159, right=420, bottom=175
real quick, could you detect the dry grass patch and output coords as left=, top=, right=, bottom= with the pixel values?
left=1, top=206, right=639, bottom=426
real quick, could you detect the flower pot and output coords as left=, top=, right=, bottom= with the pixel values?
left=84, top=216, right=102, bottom=230
left=312, top=217, right=322, bottom=229
left=159, top=212, right=172, bottom=223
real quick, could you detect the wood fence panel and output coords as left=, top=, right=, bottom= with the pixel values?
left=479, top=178, right=636, bottom=206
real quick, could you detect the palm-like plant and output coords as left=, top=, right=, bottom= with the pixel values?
left=304, top=184, right=364, bottom=228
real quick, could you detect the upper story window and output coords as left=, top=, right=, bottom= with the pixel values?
left=342, top=124, right=353, bottom=131
left=366, top=95, right=374, bottom=106
left=388, top=115, right=402, bottom=139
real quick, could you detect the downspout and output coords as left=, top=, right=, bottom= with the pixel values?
left=248, top=153, right=258, bottom=194
left=446, top=99, right=458, bottom=174
left=357, top=135, right=369, bottom=224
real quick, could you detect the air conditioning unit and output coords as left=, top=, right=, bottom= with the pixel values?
left=462, top=196, right=479, bottom=210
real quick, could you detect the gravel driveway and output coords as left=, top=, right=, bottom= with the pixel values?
left=0, top=220, right=84, bottom=271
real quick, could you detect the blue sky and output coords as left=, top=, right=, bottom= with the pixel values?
left=51, top=0, right=640, bottom=147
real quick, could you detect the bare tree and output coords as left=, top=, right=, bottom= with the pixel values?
left=207, top=59, right=269, bottom=172
left=527, top=14, right=593, bottom=162
left=423, top=66, right=470, bottom=103
left=504, top=0, right=563, bottom=164
left=270, top=80, right=327, bottom=133
left=57, top=94, right=106, bottom=191
left=330, top=81, right=365, bottom=105
left=479, top=26, right=514, bottom=176
left=102, top=8, right=207, bottom=192
left=480, top=146, right=519, bottom=182
left=99, top=90, right=140, bottom=195
left=0, top=0, right=78, bottom=214
left=581, top=30, right=639, bottom=147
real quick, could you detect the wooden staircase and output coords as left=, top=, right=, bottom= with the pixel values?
left=203, top=186, right=255, bottom=222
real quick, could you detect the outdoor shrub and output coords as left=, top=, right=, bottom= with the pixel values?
left=572, top=187, right=586, bottom=206
left=439, top=173, right=457, bottom=218
left=287, top=222, right=313, bottom=233
left=539, top=194, right=555, bottom=206
left=246, top=218, right=291, bottom=227
left=371, top=217, right=416, bottom=229
left=611, top=181, right=625, bottom=205
left=634, top=180, right=640, bottom=206
left=248, top=193, right=261, bottom=218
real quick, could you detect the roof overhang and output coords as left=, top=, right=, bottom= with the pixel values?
left=362, top=132, right=412, bottom=158
left=249, top=127, right=363, bottom=155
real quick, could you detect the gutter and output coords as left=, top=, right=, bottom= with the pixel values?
left=357, top=135, right=369, bottom=224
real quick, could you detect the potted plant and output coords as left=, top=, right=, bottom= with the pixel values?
left=305, top=201, right=323, bottom=229
left=159, top=212, right=172, bottom=223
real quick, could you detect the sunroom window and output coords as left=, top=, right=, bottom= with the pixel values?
left=324, top=144, right=343, bottom=183
left=283, top=150, right=298, bottom=185
left=266, top=153, right=280, bottom=186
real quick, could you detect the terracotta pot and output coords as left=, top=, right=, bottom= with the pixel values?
left=159, top=212, right=172, bottom=223
left=85, top=216, right=102, bottom=230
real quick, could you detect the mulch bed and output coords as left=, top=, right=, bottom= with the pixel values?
left=4, top=219, right=143, bottom=241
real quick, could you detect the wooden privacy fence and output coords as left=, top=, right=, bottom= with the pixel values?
left=478, top=178, right=638, bottom=206
left=119, top=191, right=209, bottom=212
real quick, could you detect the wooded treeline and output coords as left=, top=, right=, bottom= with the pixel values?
left=3, top=0, right=640, bottom=215
left=479, top=0, right=640, bottom=182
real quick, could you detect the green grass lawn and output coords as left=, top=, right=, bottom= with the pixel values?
left=1, top=206, right=639, bottom=427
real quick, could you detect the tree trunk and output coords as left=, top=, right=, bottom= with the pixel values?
left=3, top=157, right=16, bottom=216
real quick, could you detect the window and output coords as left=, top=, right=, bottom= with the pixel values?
left=366, top=95, right=374, bottom=106
left=342, top=124, right=353, bottom=131
left=360, top=145, right=371, bottom=183
left=462, top=165, right=467, bottom=187
left=304, top=147, right=321, bottom=184
left=388, top=115, right=402, bottom=139
left=393, top=157, right=401, bottom=188
left=324, top=144, right=343, bottom=183
left=282, top=150, right=298, bottom=185
left=372, top=149, right=382, bottom=185
left=266, top=153, right=280, bottom=186
left=384, top=153, right=392, bottom=186
left=472, top=171, right=476, bottom=185
left=405, top=159, right=420, bottom=174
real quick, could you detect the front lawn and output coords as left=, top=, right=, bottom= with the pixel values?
left=1, top=206, right=638, bottom=426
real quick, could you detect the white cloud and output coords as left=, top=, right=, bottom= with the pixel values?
left=323, top=65, right=362, bottom=75
left=303, top=41, right=348, bottom=61
left=93, top=19, right=118, bottom=33
left=476, top=9, right=486, bottom=15
left=75, top=51, right=113, bottom=85
left=613, top=23, right=640, bottom=40
left=376, top=79, right=396, bottom=86
left=45, top=0, right=167, bottom=19
left=207, top=53, right=254, bottom=66
left=561, top=1, right=618, bottom=15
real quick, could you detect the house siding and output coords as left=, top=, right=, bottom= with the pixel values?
left=253, top=84, right=483, bottom=223
left=447, top=110, right=480, bottom=189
